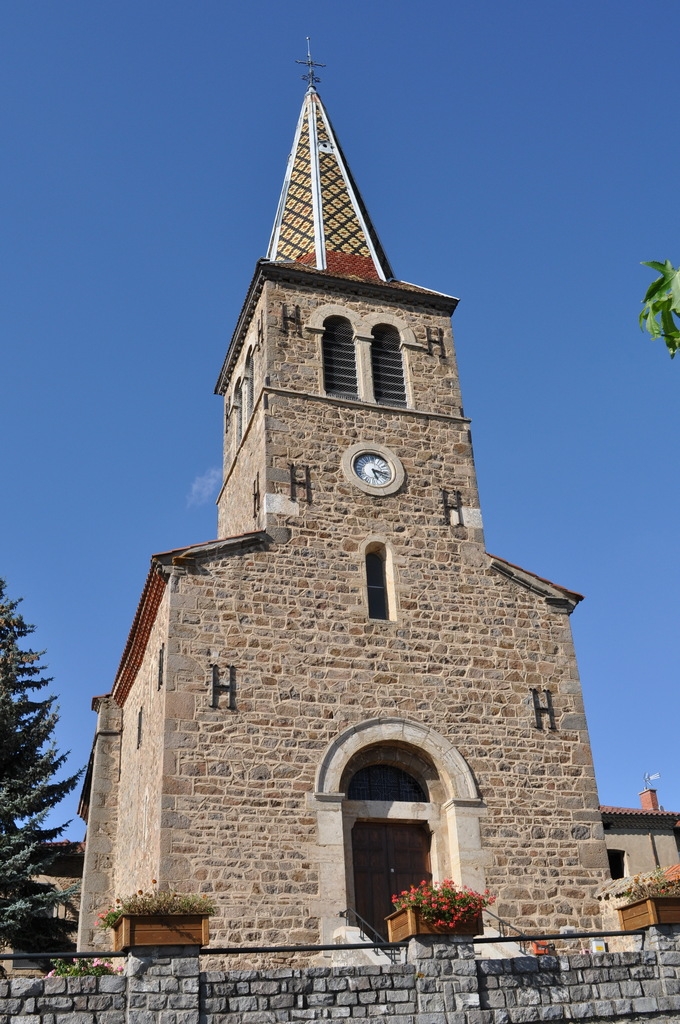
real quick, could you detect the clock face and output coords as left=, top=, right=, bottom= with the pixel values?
left=353, top=453, right=394, bottom=487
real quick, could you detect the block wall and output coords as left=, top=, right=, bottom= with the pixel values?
left=5, top=928, right=680, bottom=1024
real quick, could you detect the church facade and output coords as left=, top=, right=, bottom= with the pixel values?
left=78, top=85, right=610, bottom=952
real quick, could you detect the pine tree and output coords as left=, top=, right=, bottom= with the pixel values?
left=0, top=578, right=82, bottom=952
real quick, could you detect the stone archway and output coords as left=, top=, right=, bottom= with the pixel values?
left=312, top=718, right=490, bottom=943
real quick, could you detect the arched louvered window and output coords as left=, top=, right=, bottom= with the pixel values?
left=371, top=324, right=406, bottom=407
left=322, top=316, right=358, bottom=399
left=233, top=382, right=243, bottom=443
left=244, top=352, right=254, bottom=421
left=366, top=548, right=389, bottom=620
left=348, top=764, right=427, bottom=802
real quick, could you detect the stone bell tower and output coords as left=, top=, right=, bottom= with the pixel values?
left=78, top=77, right=609, bottom=953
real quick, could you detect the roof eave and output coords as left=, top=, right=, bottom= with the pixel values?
left=489, top=554, right=584, bottom=611
left=109, top=531, right=270, bottom=706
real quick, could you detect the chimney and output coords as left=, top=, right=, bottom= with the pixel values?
left=640, top=788, right=659, bottom=811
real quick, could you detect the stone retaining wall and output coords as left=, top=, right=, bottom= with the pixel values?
left=3, top=928, right=680, bottom=1024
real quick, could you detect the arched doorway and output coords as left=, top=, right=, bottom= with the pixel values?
left=313, top=718, right=488, bottom=945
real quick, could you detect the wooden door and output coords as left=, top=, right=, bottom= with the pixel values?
left=352, top=822, right=432, bottom=939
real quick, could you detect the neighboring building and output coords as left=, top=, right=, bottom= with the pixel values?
left=601, top=788, right=680, bottom=879
left=77, top=81, right=611, bottom=953
left=3, top=841, right=83, bottom=972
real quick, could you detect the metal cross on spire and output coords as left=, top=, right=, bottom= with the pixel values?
left=296, top=37, right=325, bottom=90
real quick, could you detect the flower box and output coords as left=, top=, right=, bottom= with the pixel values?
left=385, top=906, right=482, bottom=942
left=618, top=897, right=680, bottom=931
left=111, top=914, right=210, bottom=951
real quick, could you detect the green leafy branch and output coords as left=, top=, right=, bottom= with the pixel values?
left=640, top=260, right=680, bottom=358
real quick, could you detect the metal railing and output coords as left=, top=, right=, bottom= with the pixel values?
left=338, top=908, right=402, bottom=962
left=482, top=907, right=530, bottom=953
left=0, top=927, right=649, bottom=963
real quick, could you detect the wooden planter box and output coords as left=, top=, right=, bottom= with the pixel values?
left=618, top=897, right=680, bottom=931
left=112, top=914, right=210, bottom=951
left=385, top=907, right=482, bottom=942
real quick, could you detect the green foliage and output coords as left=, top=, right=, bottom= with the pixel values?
left=48, top=957, right=123, bottom=977
left=640, top=260, right=680, bottom=357
left=97, top=881, right=216, bottom=929
left=0, top=578, right=82, bottom=952
left=391, top=878, right=494, bottom=928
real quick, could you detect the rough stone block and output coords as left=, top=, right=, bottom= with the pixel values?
left=99, top=976, right=126, bottom=993
left=10, top=979, right=43, bottom=998
left=270, top=993, right=295, bottom=1008
left=478, top=961, right=504, bottom=976
left=507, top=1009, right=541, bottom=1023
left=631, top=995, right=658, bottom=1013
left=305, top=992, right=334, bottom=1007
left=37, top=996, right=74, bottom=1011
left=327, top=977, right=349, bottom=992
left=251, top=980, right=281, bottom=995
left=229, top=995, right=259, bottom=1011
left=335, top=990, right=358, bottom=1005
left=43, top=978, right=67, bottom=995
left=125, top=1013, right=156, bottom=1024
left=479, top=989, right=506, bottom=1009
left=512, top=959, right=539, bottom=974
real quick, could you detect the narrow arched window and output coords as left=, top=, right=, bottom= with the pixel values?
left=244, top=352, right=254, bottom=420
left=233, top=382, right=243, bottom=443
left=366, top=549, right=389, bottom=619
left=371, top=324, right=406, bottom=407
left=322, top=316, right=358, bottom=399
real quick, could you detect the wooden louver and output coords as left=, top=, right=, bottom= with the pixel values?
left=322, top=317, right=358, bottom=399
left=371, top=325, right=406, bottom=406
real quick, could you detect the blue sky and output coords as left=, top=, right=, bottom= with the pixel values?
left=1, top=0, right=678, bottom=839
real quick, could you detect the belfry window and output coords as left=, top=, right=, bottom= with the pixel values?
left=322, top=316, right=358, bottom=399
left=371, top=324, right=406, bottom=407
left=233, top=382, right=243, bottom=443
left=244, top=352, right=254, bottom=420
left=366, top=548, right=389, bottom=620
left=348, top=764, right=427, bottom=801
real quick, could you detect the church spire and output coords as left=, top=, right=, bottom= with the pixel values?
left=266, top=87, right=394, bottom=282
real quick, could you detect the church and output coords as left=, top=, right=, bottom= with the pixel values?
left=77, top=71, right=611, bottom=953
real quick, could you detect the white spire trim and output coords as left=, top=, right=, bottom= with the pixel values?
left=307, top=96, right=326, bottom=271
left=315, top=97, right=387, bottom=282
left=266, top=99, right=307, bottom=261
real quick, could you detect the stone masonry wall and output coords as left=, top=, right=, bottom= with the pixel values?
left=217, top=277, right=470, bottom=541
left=5, top=929, right=680, bottom=1024
left=88, top=268, right=608, bottom=953
left=153, top=529, right=607, bottom=946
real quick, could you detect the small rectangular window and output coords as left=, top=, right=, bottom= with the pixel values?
left=607, top=849, right=626, bottom=880
left=157, top=644, right=165, bottom=690
left=137, top=707, right=143, bottom=749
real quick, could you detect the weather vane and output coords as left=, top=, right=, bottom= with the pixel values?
left=296, top=37, right=325, bottom=90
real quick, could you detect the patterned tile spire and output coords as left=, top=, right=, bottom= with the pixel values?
left=267, top=89, right=394, bottom=282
